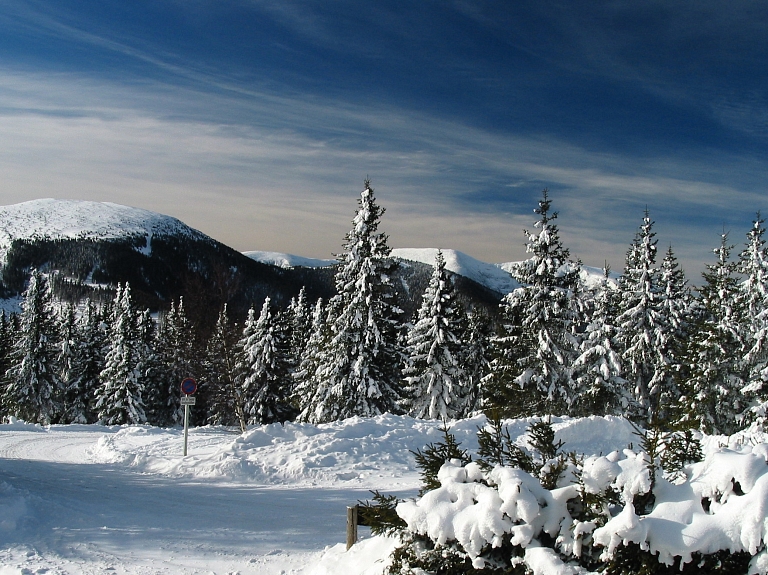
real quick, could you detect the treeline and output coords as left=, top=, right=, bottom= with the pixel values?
left=0, top=183, right=767, bottom=433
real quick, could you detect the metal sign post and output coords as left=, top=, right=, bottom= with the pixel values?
left=180, top=378, right=198, bottom=456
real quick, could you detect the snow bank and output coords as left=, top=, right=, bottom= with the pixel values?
left=307, top=536, right=399, bottom=575
left=0, top=417, right=46, bottom=431
left=87, top=415, right=638, bottom=488
left=87, top=415, right=484, bottom=487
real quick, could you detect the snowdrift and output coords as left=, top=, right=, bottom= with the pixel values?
left=86, top=415, right=637, bottom=489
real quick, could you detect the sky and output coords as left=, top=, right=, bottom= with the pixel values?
left=0, top=0, right=766, bottom=278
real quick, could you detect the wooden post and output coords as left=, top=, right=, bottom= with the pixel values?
left=346, top=505, right=358, bottom=550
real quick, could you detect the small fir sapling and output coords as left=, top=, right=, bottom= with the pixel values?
left=527, top=417, right=568, bottom=490
left=475, top=411, right=534, bottom=474
left=358, top=491, right=406, bottom=536
left=659, top=429, right=703, bottom=482
left=411, top=425, right=471, bottom=494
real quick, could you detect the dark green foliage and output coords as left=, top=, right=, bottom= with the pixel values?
left=411, top=426, right=471, bottom=495
left=387, top=532, right=528, bottom=575
left=358, top=491, right=406, bottom=536
left=476, top=412, right=534, bottom=473
left=660, top=429, right=703, bottom=481
left=604, top=543, right=752, bottom=575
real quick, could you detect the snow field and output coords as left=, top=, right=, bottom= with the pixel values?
left=5, top=415, right=766, bottom=574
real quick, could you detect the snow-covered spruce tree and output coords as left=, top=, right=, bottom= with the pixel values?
left=58, top=302, right=88, bottom=423
left=299, top=181, right=403, bottom=423
left=462, top=310, right=490, bottom=414
left=154, top=298, right=195, bottom=426
left=572, top=267, right=627, bottom=416
left=71, top=298, right=108, bottom=423
left=615, top=211, right=669, bottom=423
left=494, top=189, right=581, bottom=416
left=136, top=308, right=162, bottom=422
left=653, top=245, right=691, bottom=422
left=680, top=233, right=746, bottom=434
left=737, top=214, right=768, bottom=425
left=94, top=285, right=146, bottom=425
left=237, top=298, right=296, bottom=425
left=401, top=250, right=470, bottom=420
left=203, top=305, right=247, bottom=431
left=0, top=311, right=14, bottom=419
left=292, top=298, right=329, bottom=412
left=3, top=270, right=63, bottom=424
left=286, top=286, right=312, bottom=372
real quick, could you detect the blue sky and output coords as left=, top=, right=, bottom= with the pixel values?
left=0, top=0, right=766, bottom=277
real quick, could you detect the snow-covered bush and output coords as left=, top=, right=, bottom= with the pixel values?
left=378, top=421, right=768, bottom=575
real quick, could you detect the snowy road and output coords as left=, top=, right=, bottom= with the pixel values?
left=0, top=426, right=391, bottom=574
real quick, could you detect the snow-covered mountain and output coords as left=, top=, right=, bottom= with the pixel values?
left=244, top=248, right=612, bottom=295
left=392, top=248, right=521, bottom=294
left=245, top=247, right=523, bottom=295
left=243, top=250, right=337, bottom=269
left=0, top=199, right=209, bottom=265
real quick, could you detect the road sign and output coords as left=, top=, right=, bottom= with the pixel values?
left=180, top=396, right=196, bottom=406
left=180, top=377, right=197, bottom=395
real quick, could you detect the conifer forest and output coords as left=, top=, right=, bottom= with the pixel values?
left=2, top=181, right=767, bottom=440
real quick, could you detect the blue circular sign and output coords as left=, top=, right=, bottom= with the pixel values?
left=180, top=377, right=197, bottom=395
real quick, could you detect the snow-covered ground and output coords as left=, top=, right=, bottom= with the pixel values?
left=0, top=415, right=639, bottom=574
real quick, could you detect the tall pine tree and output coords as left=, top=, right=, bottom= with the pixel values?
left=615, top=211, right=667, bottom=423
left=682, top=233, right=746, bottom=433
left=572, top=267, right=627, bottom=416
left=401, top=250, right=470, bottom=420
left=3, top=270, right=62, bottom=424
left=737, top=215, right=768, bottom=425
left=495, top=190, right=581, bottom=416
left=95, top=285, right=147, bottom=425
left=238, top=298, right=295, bottom=424
left=204, top=305, right=247, bottom=430
left=299, top=180, right=403, bottom=423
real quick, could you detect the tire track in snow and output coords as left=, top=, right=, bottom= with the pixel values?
left=0, top=430, right=105, bottom=463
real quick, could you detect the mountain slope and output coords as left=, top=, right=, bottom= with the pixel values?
left=0, top=200, right=506, bottom=328
left=0, top=200, right=334, bottom=330
left=245, top=247, right=522, bottom=295
left=0, top=199, right=209, bottom=264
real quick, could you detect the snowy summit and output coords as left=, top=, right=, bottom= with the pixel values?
left=0, top=199, right=208, bottom=264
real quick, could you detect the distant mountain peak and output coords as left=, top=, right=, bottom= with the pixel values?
left=0, top=199, right=208, bottom=264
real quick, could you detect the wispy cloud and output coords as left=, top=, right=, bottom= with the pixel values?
left=1, top=65, right=766, bottom=278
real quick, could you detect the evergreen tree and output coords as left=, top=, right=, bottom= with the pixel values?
left=497, top=190, right=581, bottom=416
left=299, top=181, right=403, bottom=423
left=135, top=308, right=161, bottom=423
left=3, top=270, right=62, bottom=424
left=615, top=211, right=667, bottom=423
left=737, top=215, right=768, bottom=425
left=462, top=310, right=490, bottom=414
left=572, top=267, right=627, bottom=416
left=238, top=298, right=295, bottom=424
left=0, top=311, right=14, bottom=420
left=155, top=298, right=195, bottom=425
left=58, top=302, right=88, bottom=423
left=682, top=233, right=746, bottom=434
left=401, top=250, right=470, bottom=420
left=293, top=298, right=329, bottom=414
left=653, top=246, right=690, bottom=421
left=94, top=285, right=146, bottom=425
left=72, top=299, right=108, bottom=423
left=204, top=305, right=247, bottom=431
left=286, top=286, right=312, bottom=372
